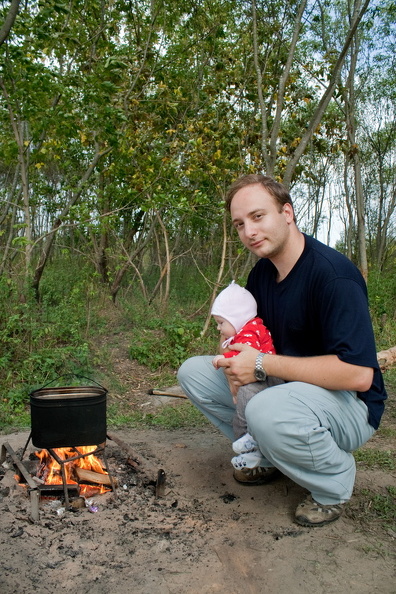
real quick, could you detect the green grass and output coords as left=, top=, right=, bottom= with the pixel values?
left=347, top=485, right=396, bottom=537
left=383, top=368, right=396, bottom=397
left=107, top=401, right=209, bottom=430
left=377, top=426, right=396, bottom=439
left=0, top=406, right=30, bottom=434
left=357, top=487, right=396, bottom=529
left=354, top=448, right=396, bottom=471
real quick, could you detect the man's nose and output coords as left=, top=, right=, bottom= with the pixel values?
left=243, top=221, right=257, bottom=237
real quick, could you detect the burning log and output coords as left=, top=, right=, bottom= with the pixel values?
left=75, top=467, right=114, bottom=487
left=377, top=346, right=396, bottom=371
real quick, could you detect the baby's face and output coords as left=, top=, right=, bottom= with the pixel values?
left=213, top=315, right=236, bottom=339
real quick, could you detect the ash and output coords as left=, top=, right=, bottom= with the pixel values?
left=1, top=428, right=395, bottom=594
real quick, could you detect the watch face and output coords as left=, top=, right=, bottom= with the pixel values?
left=254, top=368, right=267, bottom=382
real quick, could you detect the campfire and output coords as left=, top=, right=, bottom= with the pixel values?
left=34, top=445, right=112, bottom=498
left=1, top=431, right=166, bottom=522
left=1, top=377, right=166, bottom=522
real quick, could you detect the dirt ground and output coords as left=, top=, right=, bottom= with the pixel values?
left=1, top=338, right=395, bottom=594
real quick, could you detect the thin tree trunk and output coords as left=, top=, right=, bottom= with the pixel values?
left=32, top=147, right=112, bottom=299
left=343, top=0, right=368, bottom=279
left=283, top=0, right=371, bottom=187
left=0, top=78, right=33, bottom=275
left=201, top=212, right=228, bottom=337
left=0, top=190, right=19, bottom=275
left=353, top=156, right=368, bottom=279
left=148, top=211, right=171, bottom=306
left=343, top=160, right=355, bottom=261
left=110, top=212, right=155, bottom=303
left=252, top=0, right=307, bottom=176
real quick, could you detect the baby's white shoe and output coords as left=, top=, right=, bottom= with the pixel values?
left=232, top=433, right=258, bottom=454
left=231, top=450, right=264, bottom=470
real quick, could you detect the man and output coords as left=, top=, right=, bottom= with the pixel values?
left=177, top=173, right=387, bottom=527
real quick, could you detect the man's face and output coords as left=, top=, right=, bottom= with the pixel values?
left=230, top=183, right=293, bottom=259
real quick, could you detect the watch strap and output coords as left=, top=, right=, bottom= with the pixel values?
left=255, top=352, right=265, bottom=370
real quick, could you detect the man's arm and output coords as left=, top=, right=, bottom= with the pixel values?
left=216, top=343, right=374, bottom=393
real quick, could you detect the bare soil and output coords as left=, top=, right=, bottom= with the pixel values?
left=1, top=331, right=395, bottom=594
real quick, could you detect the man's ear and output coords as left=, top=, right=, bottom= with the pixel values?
left=282, top=203, right=295, bottom=222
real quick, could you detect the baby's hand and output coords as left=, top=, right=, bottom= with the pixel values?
left=212, top=354, right=225, bottom=369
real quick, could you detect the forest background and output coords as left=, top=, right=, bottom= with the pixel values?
left=0, top=0, right=395, bottom=430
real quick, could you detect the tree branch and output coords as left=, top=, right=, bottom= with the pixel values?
left=0, top=0, right=21, bottom=46
left=283, top=0, right=371, bottom=187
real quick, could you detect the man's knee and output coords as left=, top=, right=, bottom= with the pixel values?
left=177, top=356, right=193, bottom=383
left=245, top=386, right=302, bottom=455
left=177, top=356, right=203, bottom=384
left=245, top=389, right=277, bottom=435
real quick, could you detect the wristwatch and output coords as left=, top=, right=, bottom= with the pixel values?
left=254, top=352, right=267, bottom=382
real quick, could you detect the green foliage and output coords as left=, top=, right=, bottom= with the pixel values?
left=170, top=263, right=218, bottom=306
left=129, top=312, right=211, bottom=371
left=0, top=252, right=395, bottom=430
left=367, top=267, right=396, bottom=352
left=383, top=368, right=396, bottom=398
left=368, top=267, right=396, bottom=319
left=0, top=261, right=102, bottom=421
left=0, top=394, right=30, bottom=432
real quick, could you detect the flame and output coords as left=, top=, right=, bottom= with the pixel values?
left=35, top=446, right=110, bottom=496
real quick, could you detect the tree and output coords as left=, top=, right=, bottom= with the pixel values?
left=0, top=0, right=394, bottom=309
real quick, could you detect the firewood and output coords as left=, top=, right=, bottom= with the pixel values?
left=75, top=467, right=113, bottom=486
left=377, top=346, right=396, bottom=371
left=107, top=432, right=166, bottom=496
left=107, top=432, right=155, bottom=476
left=155, top=469, right=166, bottom=498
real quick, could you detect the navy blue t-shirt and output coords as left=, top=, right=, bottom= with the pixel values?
left=246, top=234, right=387, bottom=429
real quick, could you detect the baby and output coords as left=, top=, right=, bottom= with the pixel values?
left=211, top=281, right=284, bottom=470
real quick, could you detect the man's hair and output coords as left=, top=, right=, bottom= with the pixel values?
left=225, top=174, right=296, bottom=221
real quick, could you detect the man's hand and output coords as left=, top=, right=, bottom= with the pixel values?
left=218, top=347, right=375, bottom=393
left=216, top=343, right=258, bottom=388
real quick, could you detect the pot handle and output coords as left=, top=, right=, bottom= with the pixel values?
left=37, top=374, right=107, bottom=391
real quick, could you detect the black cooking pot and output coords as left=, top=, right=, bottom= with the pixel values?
left=29, top=377, right=107, bottom=449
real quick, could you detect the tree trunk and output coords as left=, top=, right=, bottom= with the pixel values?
left=201, top=211, right=228, bottom=337
left=353, top=155, right=368, bottom=280
left=32, top=147, right=112, bottom=299
left=0, top=79, right=33, bottom=276
left=342, top=0, right=368, bottom=279
left=252, top=0, right=307, bottom=177
left=283, top=0, right=371, bottom=187
left=148, top=211, right=171, bottom=306
left=343, top=160, right=355, bottom=260
left=109, top=212, right=154, bottom=303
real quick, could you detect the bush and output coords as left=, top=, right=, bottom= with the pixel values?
left=368, top=267, right=396, bottom=352
left=129, top=312, right=214, bottom=370
left=0, top=261, right=99, bottom=420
